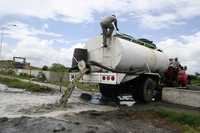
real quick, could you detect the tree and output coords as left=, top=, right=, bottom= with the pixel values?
left=50, top=63, right=66, bottom=72
left=195, top=72, right=200, bottom=76
left=42, top=65, right=48, bottom=71
left=50, top=63, right=67, bottom=92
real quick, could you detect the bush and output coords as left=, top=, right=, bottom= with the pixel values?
left=42, top=65, right=48, bottom=71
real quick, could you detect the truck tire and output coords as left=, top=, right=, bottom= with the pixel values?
left=133, top=78, right=156, bottom=103
left=154, top=87, right=162, bottom=101
left=141, top=78, right=156, bottom=103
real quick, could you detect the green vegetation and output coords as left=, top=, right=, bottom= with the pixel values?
left=190, top=74, right=200, bottom=86
left=42, top=65, right=48, bottom=71
left=191, top=78, right=200, bottom=86
left=157, top=109, right=200, bottom=133
left=49, top=63, right=68, bottom=92
left=17, top=73, right=32, bottom=79
left=76, top=82, right=99, bottom=92
left=48, top=63, right=98, bottom=92
left=49, top=63, right=67, bottom=72
left=0, top=70, right=34, bottom=80
left=0, top=76, right=53, bottom=92
left=0, top=69, right=16, bottom=76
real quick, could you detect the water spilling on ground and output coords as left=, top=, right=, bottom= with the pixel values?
left=0, top=83, right=187, bottom=133
left=0, top=84, right=60, bottom=117
left=0, top=84, right=116, bottom=118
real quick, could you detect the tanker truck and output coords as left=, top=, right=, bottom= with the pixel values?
left=70, top=33, right=169, bottom=103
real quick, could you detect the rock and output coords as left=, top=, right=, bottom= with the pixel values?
left=89, top=111, right=102, bottom=116
left=80, top=93, right=92, bottom=101
left=0, top=117, right=8, bottom=122
left=85, top=130, right=96, bottom=133
left=53, top=123, right=66, bottom=132
left=74, top=121, right=80, bottom=125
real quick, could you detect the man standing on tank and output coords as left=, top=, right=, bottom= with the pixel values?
left=100, top=15, right=119, bottom=47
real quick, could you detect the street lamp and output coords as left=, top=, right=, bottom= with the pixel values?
left=0, top=24, right=17, bottom=60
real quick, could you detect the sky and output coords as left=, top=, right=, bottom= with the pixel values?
left=0, top=0, right=200, bottom=74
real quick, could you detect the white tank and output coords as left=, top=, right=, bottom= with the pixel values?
left=85, top=36, right=169, bottom=74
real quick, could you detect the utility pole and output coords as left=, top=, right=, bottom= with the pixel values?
left=0, top=24, right=17, bottom=60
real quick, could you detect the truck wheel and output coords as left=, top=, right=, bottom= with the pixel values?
left=154, top=87, right=162, bottom=101
left=141, top=78, right=156, bottom=103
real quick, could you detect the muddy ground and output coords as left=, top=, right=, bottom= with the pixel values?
left=1, top=84, right=199, bottom=133
left=0, top=108, right=182, bottom=133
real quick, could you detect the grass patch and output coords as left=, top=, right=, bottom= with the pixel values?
left=191, top=79, right=200, bottom=86
left=76, top=82, right=99, bottom=92
left=157, top=109, right=200, bottom=132
left=0, top=76, right=53, bottom=92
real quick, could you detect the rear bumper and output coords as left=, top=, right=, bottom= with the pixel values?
left=69, top=72, right=126, bottom=85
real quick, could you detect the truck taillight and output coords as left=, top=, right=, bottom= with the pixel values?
left=102, top=75, right=115, bottom=81
left=111, top=76, right=115, bottom=81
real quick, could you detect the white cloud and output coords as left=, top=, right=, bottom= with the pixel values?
left=139, top=13, right=186, bottom=29
left=0, top=0, right=200, bottom=28
left=158, top=32, right=200, bottom=74
left=3, top=36, right=84, bottom=67
left=132, top=0, right=200, bottom=29
left=2, top=21, right=62, bottom=40
left=2, top=21, right=84, bottom=67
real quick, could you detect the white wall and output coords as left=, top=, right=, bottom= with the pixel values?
left=15, top=69, right=69, bottom=82
left=162, top=87, right=200, bottom=107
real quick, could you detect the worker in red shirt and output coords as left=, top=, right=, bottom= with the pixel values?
left=178, top=66, right=188, bottom=87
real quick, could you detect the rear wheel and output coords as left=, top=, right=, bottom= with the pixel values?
left=142, top=78, right=155, bottom=102
left=153, top=86, right=163, bottom=101
left=133, top=78, right=156, bottom=103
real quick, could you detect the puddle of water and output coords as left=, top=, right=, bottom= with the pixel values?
left=0, top=84, right=26, bottom=93
left=119, top=96, right=135, bottom=107
left=32, top=91, right=117, bottom=118
left=0, top=84, right=117, bottom=119
left=0, top=83, right=136, bottom=119
left=0, top=84, right=61, bottom=118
